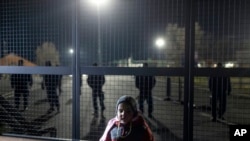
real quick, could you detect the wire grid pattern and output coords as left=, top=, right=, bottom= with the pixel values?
left=80, top=75, right=183, bottom=141
left=0, top=0, right=250, bottom=141
left=195, top=0, right=250, bottom=68
left=0, top=74, right=63, bottom=138
left=0, top=0, right=72, bottom=66
left=193, top=77, right=250, bottom=141
left=79, top=0, right=185, bottom=67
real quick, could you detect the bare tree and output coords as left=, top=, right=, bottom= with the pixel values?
left=35, top=42, right=60, bottom=66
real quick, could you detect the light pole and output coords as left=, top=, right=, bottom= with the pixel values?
left=90, top=0, right=110, bottom=66
left=155, top=37, right=171, bottom=100
left=97, top=5, right=102, bottom=66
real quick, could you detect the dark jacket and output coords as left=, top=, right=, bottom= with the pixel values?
left=209, top=76, right=231, bottom=96
left=87, top=75, right=105, bottom=91
left=135, top=75, right=156, bottom=92
left=11, top=74, right=33, bottom=90
left=43, top=75, right=60, bottom=89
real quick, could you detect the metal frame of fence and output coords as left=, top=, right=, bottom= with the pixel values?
left=1, top=0, right=250, bottom=141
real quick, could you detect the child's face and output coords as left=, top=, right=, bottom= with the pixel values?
left=117, top=103, right=134, bottom=124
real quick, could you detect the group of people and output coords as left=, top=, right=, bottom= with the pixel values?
left=10, top=60, right=156, bottom=140
left=91, top=62, right=156, bottom=140
left=87, top=62, right=156, bottom=118
left=10, top=60, right=232, bottom=140
left=10, top=60, right=62, bottom=113
left=99, top=62, right=231, bottom=140
left=10, top=61, right=156, bottom=118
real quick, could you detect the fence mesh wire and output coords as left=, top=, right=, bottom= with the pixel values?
left=0, top=0, right=250, bottom=141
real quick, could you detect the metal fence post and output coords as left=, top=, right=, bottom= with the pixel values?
left=164, top=77, right=171, bottom=101
left=178, top=77, right=182, bottom=103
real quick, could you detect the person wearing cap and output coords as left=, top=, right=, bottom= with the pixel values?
left=99, top=95, right=154, bottom=141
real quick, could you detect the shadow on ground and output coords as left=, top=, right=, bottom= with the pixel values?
left=82, top=116, right=106, bottom=141
left=145, top=115, right=182, bottom=141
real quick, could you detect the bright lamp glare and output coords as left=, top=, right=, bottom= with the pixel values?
left=225, top=62, right=234, bottom=68
left=155, top=38, right=165, bottom=48
left=69, top=49, right=74, bottom=54
left=90, top=0, right=109, bottom=6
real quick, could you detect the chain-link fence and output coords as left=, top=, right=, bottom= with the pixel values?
left=1, top=0, right=250, bottom=141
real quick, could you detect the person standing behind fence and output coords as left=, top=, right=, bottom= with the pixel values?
left=87, top=63, right=105, bottom=117
left=11, top=59, right=33, bottom=111
left=42, top=61, right=60, bottom=113
left=209, top=62, right=231, bottom=122
left=135, top=63, right=156, bottom=118
left=56, top=65, right=63, bottom=96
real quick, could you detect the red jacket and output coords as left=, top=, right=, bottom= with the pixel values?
left=100, top=114, right=154, bottom=141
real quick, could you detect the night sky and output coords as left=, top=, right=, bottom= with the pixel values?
left=196, top=0, right=250, bottom=39
left=1, top=0, right=250, bottom=66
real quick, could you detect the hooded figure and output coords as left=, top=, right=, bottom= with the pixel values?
left=99, top=95, right=154, bottom=141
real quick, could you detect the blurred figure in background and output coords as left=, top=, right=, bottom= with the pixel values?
left=42, top=61, right=60, bottom=113
left=11, top=59, right=33, bottom=111
left=87, top=63, right=106, bottom=117
left=135, top=63, right=156, bottom=118
left=56, top=65, right=63, bottom=96
left=209, top=62, right=231, bottom=122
